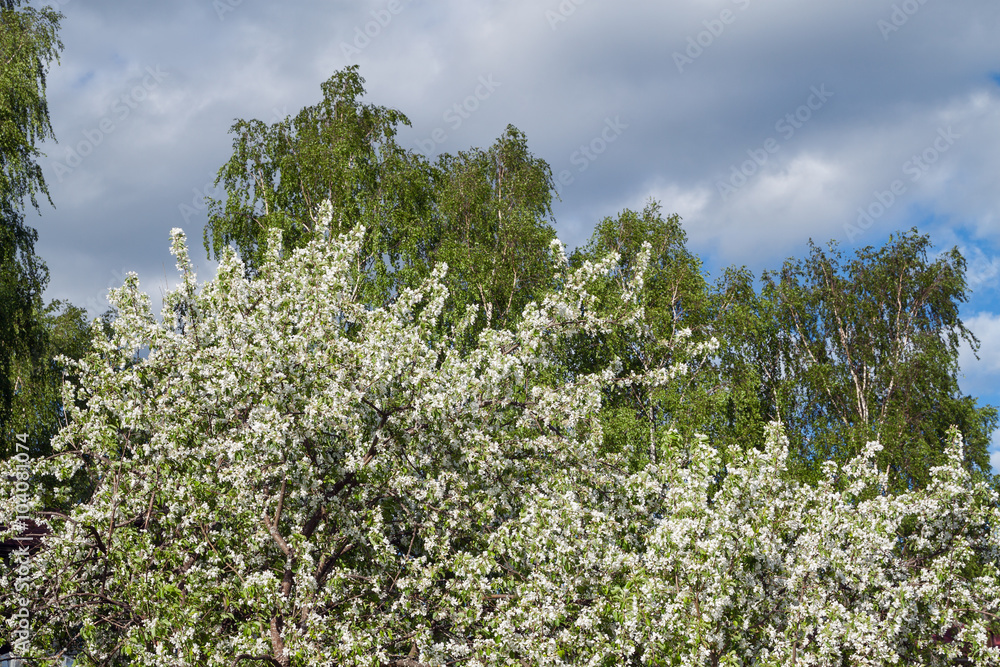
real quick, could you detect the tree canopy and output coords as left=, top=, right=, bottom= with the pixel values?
left=2, top=225, right=998, bottom=665
left=205, top=67, right=559, bottom=335
left=0, top=0, right=62, bottom=447
left=204, top=65, right=430, bottom=290
left=4, top=62, right=999, bottom=665
left=754, top=231, right=996, bottom=491
left=0, top=0, right=61, bottom=212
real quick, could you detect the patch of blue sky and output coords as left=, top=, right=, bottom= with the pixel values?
left=74, top=70, right=95, bottom=87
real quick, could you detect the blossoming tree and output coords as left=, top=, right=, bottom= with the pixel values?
left=2, top=222, right=999, bottom=666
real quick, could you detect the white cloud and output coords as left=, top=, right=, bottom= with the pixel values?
left=640, top=181, right=712, bottom=226
left=625, top=88, right=1000, bottom=269
left=991, top=430, right=1000, bottom=475
left=964, top=247, right=1000, bottom=293
left=959, top=311, right=1000, bottom=399
left=963, top=312, right=1000, bottom=370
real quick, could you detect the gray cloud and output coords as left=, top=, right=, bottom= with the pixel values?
left=25, top=1, right=1000, bottom=451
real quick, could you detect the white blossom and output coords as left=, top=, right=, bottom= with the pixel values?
left=1, top=226, right=997, bottom=666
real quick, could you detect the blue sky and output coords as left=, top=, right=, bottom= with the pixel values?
left=23, top=0, right=1000, bottom=468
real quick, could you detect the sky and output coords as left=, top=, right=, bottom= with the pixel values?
left=21, top=0, right=1000, bottom=468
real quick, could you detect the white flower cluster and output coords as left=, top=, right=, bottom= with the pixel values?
left=1, top=226, right=998, bottom=666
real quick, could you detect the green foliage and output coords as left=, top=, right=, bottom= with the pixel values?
left=0, top=0, right=62, bottom=433
left=704, top=264, right=781, bottom=455
left=1, top=3, right=96, bottom=515
left=752, top=230, right=997, bottom=490
left=205, top=64, right=434, bottom=299
left=205, top=67, right=559, bottom=335
left=0, top=0, right=62, bottom=212
left=5, top=300, right=95, bottom=507
left=568, top=201, right=717, bottom=469
left=428, top=125, right=558, bottom=331
left=0, top=211, right=47, bottom=427
left=568, top=209, right=996, bottom=492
